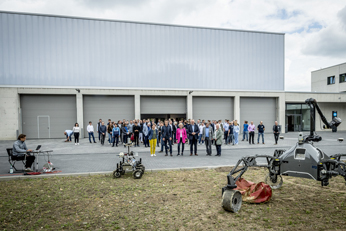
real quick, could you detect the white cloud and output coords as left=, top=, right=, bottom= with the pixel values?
left=1, top=0, right=345, bottom=91
left=302, top=5, right=346, bottom=59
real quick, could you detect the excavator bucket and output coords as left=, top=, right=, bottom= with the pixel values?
left=235, top=178, right=272, bottom=203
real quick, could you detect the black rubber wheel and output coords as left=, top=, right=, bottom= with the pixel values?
left=137, top=164, right=145, bottom=173
left=222, top=189, right=242, bottom=213
left=113, top=170, right=121, bottom=178
left=265, top=174, right=283, bottom=189
left=133, top=170, right=143, bottom=179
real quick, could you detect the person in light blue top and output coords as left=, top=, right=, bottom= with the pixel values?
left=143, top=123, right=150, bottom=148
left=112, top=124, right=120, bottom=147
left=233, top=121, right=240, bottom=145
left=242, top=121, right=249, bottom=142
left=64, top=130, right=73, bottom=142
left=202, top=123, right=214, bottom=156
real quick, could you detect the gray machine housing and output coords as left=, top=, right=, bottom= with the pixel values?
left=279, top=142, right=328, bottom=181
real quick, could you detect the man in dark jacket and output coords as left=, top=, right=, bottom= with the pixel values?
left=97, top=119, right=102, bottom=141
left=228, top=122, right=234, bottom=145
left=139, top=120, right=144, bottom=144
left=121, top=123, right=129, bottom=146
left=187, top=119, right=199, bottom=156
left=273, top=121, right=281, bottom=145
left=160, top=120, right=172, bottom=156
left=99, top=122, right=107, bottom=145
left=133, top=122, right=141, bottom=147
left=169, top=121, right=177, bottom=145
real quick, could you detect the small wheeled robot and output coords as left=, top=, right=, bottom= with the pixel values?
left=113, top=141, right=145, bottom=179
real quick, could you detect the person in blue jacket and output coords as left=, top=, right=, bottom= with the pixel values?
left=112, top=124, right=120, bottom=147
left=242, top=121, right=249, bottom=141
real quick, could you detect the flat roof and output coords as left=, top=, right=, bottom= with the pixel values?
left=311, top=62, right=346, bottom=72
left=285, top=91, right=346, bottom=94
left=0, top=10, right=285, bottom=35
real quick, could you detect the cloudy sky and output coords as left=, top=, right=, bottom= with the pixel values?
left=1, top=0, right=346, bottom=91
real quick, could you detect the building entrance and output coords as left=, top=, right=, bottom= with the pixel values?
left=141, top=114, right=186, bottom=124
left=286, top=103, right=310, bottom=132
left=286, top=114, right=302, bottom=132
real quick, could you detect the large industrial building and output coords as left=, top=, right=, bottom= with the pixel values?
left=0, top=11, right=345, bottom=140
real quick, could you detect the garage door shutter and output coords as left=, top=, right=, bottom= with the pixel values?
left=83, top=95, right=135, bottom=137
left=240, top=97, right=277, bottom=133
left=141, top=96, right=186, bottom=114
left=193, top=97, right=234, bottom=121
left=21, top=95, right=77, bottom=139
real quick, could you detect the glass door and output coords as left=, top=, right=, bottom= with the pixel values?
left=294, top=115, right=302, bottom=132
left=286, top=114, right=302, bottom=132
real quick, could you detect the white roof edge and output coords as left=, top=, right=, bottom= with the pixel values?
left=0, top=10, right=285, bottom=35
left=285, top=91, right=346, bottom=94
left=311, top=62, right=346, bottom=72
left=0, top=85, right=285, bottom=93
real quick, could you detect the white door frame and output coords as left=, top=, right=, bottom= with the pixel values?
left=37, top=115, right=50, bottom=138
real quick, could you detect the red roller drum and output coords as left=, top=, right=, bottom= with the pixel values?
left=235, top=178, right=272, bottom=203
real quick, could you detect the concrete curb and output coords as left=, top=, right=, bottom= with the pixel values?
left=0, top=165, right=233, bottom=181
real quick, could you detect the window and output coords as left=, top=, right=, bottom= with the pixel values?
left=327, top=76, right=335, bottom=85
left=340, top=73, right=346, bottom=83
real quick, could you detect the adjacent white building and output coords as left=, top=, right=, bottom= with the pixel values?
left=312, top=62, right=346, bottom=92
left=0, top=11, right=345, bottom=140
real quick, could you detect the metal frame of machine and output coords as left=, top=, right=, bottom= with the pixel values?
left=221, top=98, right=346, bottom=213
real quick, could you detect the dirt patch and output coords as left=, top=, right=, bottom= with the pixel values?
left=0, top=168, right=345, bottom=230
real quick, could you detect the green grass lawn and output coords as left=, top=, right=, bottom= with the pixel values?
left=0, top=167, right=345, bottom=230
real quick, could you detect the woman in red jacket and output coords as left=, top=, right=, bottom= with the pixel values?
left=176, top=123, right=187, bottom=156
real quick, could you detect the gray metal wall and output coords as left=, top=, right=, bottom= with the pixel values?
left=141, top=96, right=186, bottom=114
left=83, top=95, right=135, bottom=137
left=193, top=97, right=234, bottom=121
left=240, top=97, right=277, bottom=133
left=0, top=11, right=284, bottom=91
left=21, top=95, right=77, bottom=138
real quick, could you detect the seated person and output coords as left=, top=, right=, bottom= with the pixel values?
left=64, top=130, right=73, bottom=142
left=13, top=134, right=35, bottom=172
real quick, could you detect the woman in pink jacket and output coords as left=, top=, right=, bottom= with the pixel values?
left=176, top=123, right=187, bottom=156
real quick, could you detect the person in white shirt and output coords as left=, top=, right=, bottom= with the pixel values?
left=87, top=121, right=96, bottom=143
left=198, top=123, right=205, bottom=145
left=73, top=123, right=80, bottom=145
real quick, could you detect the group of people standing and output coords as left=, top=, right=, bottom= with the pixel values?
left=63, top=118, right=282, bottom=157
left=89, top=118, right=240, bottom=157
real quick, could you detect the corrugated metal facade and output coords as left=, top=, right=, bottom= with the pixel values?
left=193, top=97, right=234, bottom=121
left=141, top=96, right=186, bottom=114
left=0, top=11, right=284, bottom=91
left=240, top=97, right=277, bottom=133
left=83, top=95, right=135, bottom=137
